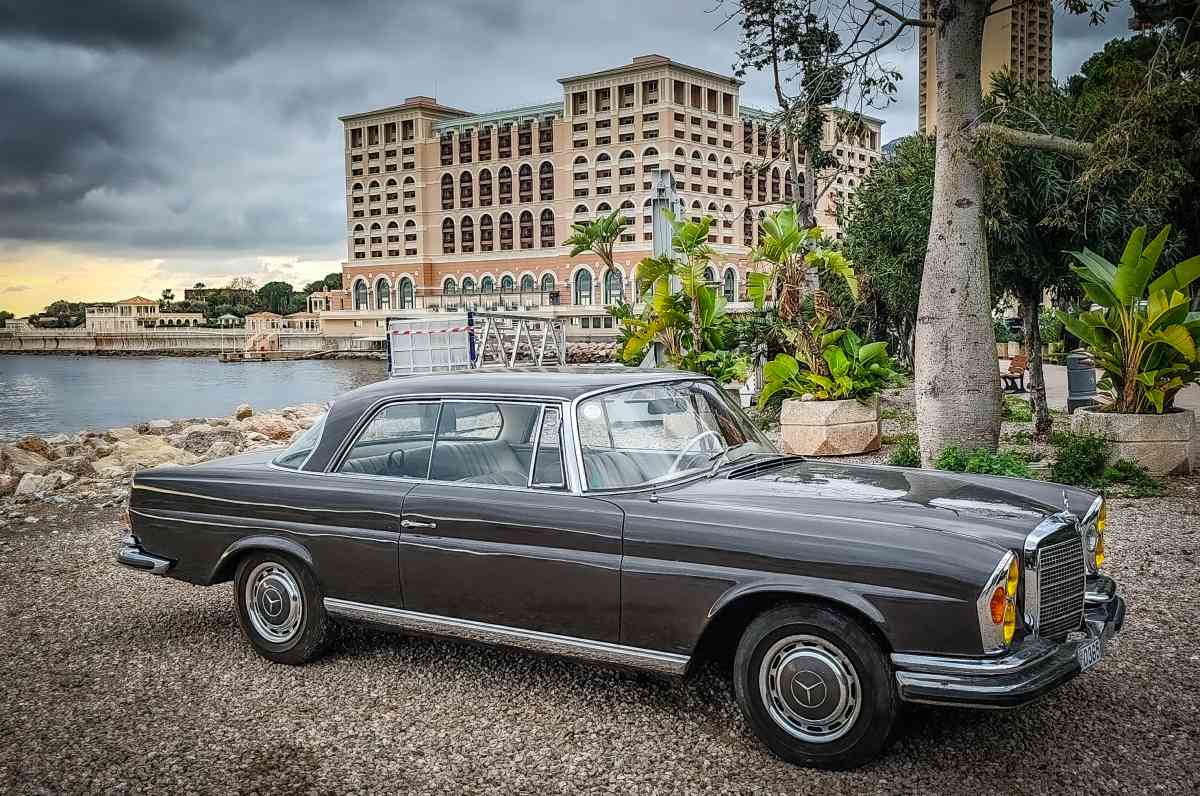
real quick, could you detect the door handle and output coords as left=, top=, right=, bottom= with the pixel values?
left=401, top=519, right=437, bottom=530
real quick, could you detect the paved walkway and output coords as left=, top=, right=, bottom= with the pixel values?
left=1002, top=360, right=1200, bottom=412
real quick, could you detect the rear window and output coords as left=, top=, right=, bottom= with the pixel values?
left=273, top=411, right=328, bottom=470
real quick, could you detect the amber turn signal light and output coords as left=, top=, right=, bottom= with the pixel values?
left=989, top=585, right=1007, bottom=624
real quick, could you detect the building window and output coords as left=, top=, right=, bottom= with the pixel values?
left=574, top=270, right=592, bottom=305
left=519, top=210, right=534, bottom=249
left=541, top=273, right=556, bottom=294
left=353, top=280, right=368, bottom=310
left=540, top=209, right=555, bottom=248
left=399, top=278, right=414, bottom=309
left=604, top=269, right=623, bottom=304
left=375, top=278, right=391, bottom=310
left=480, top=275, right=495, bottom=293
left=500, top=274, right=514, bottom=293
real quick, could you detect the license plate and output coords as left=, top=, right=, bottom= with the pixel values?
left=1076, top=637, right=1104, bottom=672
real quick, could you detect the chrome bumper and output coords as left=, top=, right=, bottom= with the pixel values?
left=117, top=535, right=172, bottom=575
left=892, top=575, right=1125, bottom=708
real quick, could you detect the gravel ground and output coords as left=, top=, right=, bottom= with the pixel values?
left=1, top=477, right=1198, bottom=795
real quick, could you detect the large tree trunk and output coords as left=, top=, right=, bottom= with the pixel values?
left=913, top=0, right=1002, bottom=464
left=1019, top=292, right=1052, bottom=438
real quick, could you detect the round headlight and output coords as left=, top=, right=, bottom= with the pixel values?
left=1085, top=500, right=1107, bottom=572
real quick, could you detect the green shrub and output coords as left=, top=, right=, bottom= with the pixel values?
left=1002, top=430, right=1033, bottom=445
left=1048, top=431, right=1111, bottom=488
left=935, top=446, right=1032, bottom=478
left=1103, top=459, right=1166, bottom=497
left=886, top=436, right=921, bottom=468
left=1002, top=396, right=1032, bottom=423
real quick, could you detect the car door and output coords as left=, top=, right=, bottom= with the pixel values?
left=399, top=400, right=624, bottom=643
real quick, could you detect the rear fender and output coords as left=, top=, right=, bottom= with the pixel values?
left=209, top=535, right=316, bottom=585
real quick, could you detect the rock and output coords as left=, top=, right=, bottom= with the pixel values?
left=88, top=439, right=113, bottom=458
left=234, top=403, right=253, bottom=420
left=14, top=435, right=51, bottom=457
left=48, top=471, right=75, bottom=487
left=95, top=464, right=129, bottom=480
left=23, top=516, right=36, bottom=524
left=52, top=455, right=97, bottom=478
left=144, top=419, right=175, bottom=435
left=108, top=436, right=198, bottom=469
left=106, top=427, right=139, bottom=442
left=241, top=414, right=298, bottom=441
left=1, top=445, right=52, bottom=477
left=205, top=440, right=237, bottom=459
left=179, top=423, right=215, bottom=437
left=15, top=473, right=52, bottom=498
left=182, top=427, right=242, bottom=456
left=0, top=474, right=17, bottom=496
left=44, top=433, right=73, bottom=446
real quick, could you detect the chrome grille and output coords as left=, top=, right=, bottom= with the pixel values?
left=1036, top=535, right=1086, bottom=641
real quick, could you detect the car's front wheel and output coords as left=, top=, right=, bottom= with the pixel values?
left=234, top=551, right=329, bottom=665
left=733, top=602, right=897, bottom=769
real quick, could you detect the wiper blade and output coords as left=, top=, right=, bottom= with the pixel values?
left=705, top=447, right=730, bottom=476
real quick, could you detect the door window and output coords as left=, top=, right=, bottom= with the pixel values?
left=532, top=407, right=565, bottom=488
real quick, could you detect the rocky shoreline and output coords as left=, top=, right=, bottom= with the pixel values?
left=0, top=402, right=324, bottom=520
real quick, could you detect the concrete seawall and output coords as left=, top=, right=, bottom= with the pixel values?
left=0, top=329, right=331, bottom=355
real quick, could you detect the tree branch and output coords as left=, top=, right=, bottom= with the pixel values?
left=868, top=0, right=934, bottom=28
left=975, top=123, right=1094, bottom=158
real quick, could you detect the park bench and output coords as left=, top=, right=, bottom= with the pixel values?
left=1001, top=354, right=1027, bottom=393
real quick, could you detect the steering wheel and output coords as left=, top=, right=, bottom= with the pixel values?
left=669, top=430, right=725, bottom=473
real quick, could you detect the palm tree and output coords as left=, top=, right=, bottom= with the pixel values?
left=634, top=214, right=723, bottom=362
left=565, top=209, right=631, bottom=275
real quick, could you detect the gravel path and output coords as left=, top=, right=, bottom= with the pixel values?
left=1, top=481, right=1198, bottom=794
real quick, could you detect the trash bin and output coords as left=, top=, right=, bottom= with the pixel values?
left=1066, top=350, right=1098, bottom=414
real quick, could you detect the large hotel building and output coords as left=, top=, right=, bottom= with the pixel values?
left=918, top=1, right=1053, bottom=133
left=310, top=55, right=883, bottom=338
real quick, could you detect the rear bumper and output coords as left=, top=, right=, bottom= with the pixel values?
left=892, top=575, right=1126, bottom=708
left=117, top=535, right=173, bottom=575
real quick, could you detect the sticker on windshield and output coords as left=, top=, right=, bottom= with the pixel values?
left=582, top=403, right=603, bottom=421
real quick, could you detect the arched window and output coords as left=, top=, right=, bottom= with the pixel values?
left=385, top=178, right=397, bottom=188
left=744, top=169, right=753, bottom=199
left=540, top=209, right=555, bottom=247
left=478, top=169, right=493, bottom=206
left=643, top=146, right=659, bottom=159
left=353, top=224, right=365, bottom=234
left=596, top=152, right=611, bottom=164
left=604, top=269, right=623, bottom=304
left=460, top=171, right=473, bottom=208
left=673, top=147, right=685, bottom=158
left=352, top=182, right=363, bottom=193
left=541, top=273, right=556, bottom=293
left=723, top=268, right=736, bottom=302
left=573, top=269, right=593, bottom=305
left=519, top=210, right=534, bottom=249
left=479, top=214, right=494, bottom=252
left=443, top=277, right=457, bottom=294
left=353, top=280, right=368, bottom=310
left=619, top=200, right=635, bottom=227
left=375, top=277, right=391, bottom=310
left=399, top=277, right=414, bottom=309
left=574, top=204, right=589, bottom=217
left=771, top=167, right=781, bottom=201
left=404, top=219, right=416, bottom=253
left=596, top=201, right=611, bottom=213
left=690, top=199, right=702, bottom=223
left=498, top=166, right=512, bottom=204
left=518, top=163, right=533, bottom=203
left=461, top=216, right=474, bottom=253
left=538, top=161, right=554, bottom=200
left=520, top=274, right=535, bottom=292
left=499, top=212, right=513, bottom=250
left=500, top=274, right=514, bottom=293
left=480, top=275, right=495, bottom=293
left=691, top=150, right=702, bottom=161
left=368, top=180, right=380, bottom=190
left=619, top=149, right=634, bottom=162
left=573, top=155, right=588, bottom=167
left=441, top=174, right=454, bottom=210
left=784, top=169, right=793, bottom=200
left=707, top=153, right=717, bottom=163
left=703, top=266, right=715, bottom=284
left=462, top=276, right=476, bottom=293
left=442, top=218, right=455, bottom=253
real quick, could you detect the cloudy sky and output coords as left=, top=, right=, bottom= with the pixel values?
left=0, top=0, right=1130, bottom=315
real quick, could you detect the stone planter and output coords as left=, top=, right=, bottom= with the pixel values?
left=1071, top=408, right=1196, bottom=476
left=1007, top=340, right=1023, bottom=358
left=780, top=396, right=881, bottom=456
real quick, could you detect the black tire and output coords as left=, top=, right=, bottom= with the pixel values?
left=733, top=602, right=897, bottom=770
left=233, top=551, right=329, bottom=665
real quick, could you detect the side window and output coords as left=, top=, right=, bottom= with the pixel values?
left=532, top=407, right=565, bottom=489
left=338, top=402, right=440, bottom=478
left=428, top=401, right=546, bottom=487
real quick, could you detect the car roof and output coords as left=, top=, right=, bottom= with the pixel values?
left=303, top=366, right=703, bottom=472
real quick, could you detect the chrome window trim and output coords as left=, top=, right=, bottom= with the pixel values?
left=298, top=394, right=584, bottom=495
left=323, top=597, right=689, bottom=676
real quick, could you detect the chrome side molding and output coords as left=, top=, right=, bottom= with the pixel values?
left=322, top=598, right=690, bottom=676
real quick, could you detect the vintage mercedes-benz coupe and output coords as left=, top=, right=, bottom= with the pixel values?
left=119, top=368, right=1125, bottom=769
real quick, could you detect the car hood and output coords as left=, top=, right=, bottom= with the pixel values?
left=662, top=457, right=1092, bottom=551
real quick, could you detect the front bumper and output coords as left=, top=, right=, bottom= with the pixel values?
left=892, top=575, right=1126, bottom=708
left=117, top=535, right=173, bottom=575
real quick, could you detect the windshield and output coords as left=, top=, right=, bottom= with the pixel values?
left=576, top=379, right=776, bottom=490
left=273, top=410, right=328, bottom=470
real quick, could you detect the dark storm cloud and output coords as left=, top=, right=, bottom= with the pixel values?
left=0, top=0, right=1123, bottom=263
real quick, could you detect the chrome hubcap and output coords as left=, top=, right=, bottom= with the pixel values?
left=758, top=634, right=861, bottom=743
left=245, top=563, right=303, bottom=644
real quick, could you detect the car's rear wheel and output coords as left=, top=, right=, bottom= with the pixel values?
left=234, top=551, right=329, bottom=665
left=733, top=602, right=897, bottom=770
